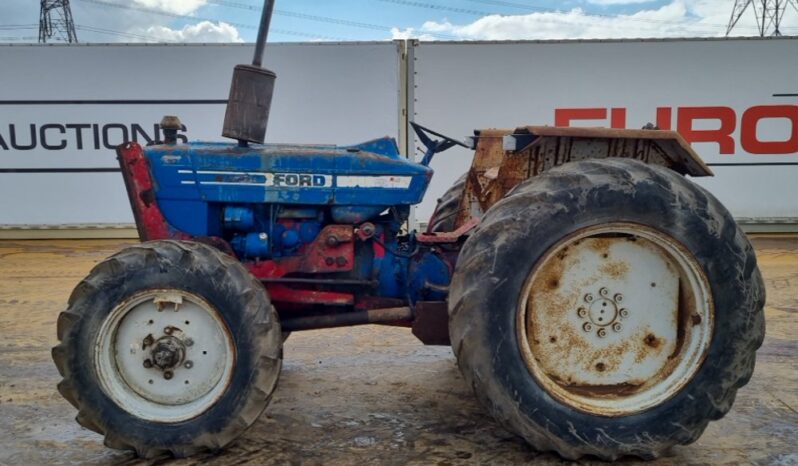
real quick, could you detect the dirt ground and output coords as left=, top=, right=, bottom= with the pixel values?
left=0, top=237, right=796, bottom=466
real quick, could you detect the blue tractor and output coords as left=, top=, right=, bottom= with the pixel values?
left=52, top=1, right=765, bottom=460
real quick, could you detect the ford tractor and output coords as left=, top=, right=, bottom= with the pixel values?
left=51, top=0, right=765, bottom=460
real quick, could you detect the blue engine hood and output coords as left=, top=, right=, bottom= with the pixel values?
left=144, top=137, right=433, bottom=234
left=147, top=137, right=432, bottom=206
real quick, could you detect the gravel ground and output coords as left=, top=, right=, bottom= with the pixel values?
left=0, top=238, right=796, bottom=466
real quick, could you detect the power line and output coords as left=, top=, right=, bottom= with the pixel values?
left=465, top=0, right=762, bottom=29
left=76, top=0, right=347, bottom=40
left=0, top=24, right=40, bottom=29
left=61, top=0, right=798, bottom=45
left=207, top=0, right=457, bottom=39
left=465, top=0, right=549, bottom=12
left=1, top=23, right=177, bottom=42
left=375, top=0, right=765, bottom=34
left=75, top=25, right=175, bottom=42
left=0, top=36, right=39, bottom=41
left=377, top=0, right=491, bottom=16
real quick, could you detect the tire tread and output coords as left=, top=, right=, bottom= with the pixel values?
left=52, top=240, right=281, bottom=458
left=449, top=158, right=765, bottom=460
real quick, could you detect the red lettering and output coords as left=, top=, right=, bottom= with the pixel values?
left=610, top=108, right=626, bottom=129
left=555, top=108, right=606, bottom=127
left=677, top=107, right=736, bottom=154
left=655, top=107, right=672, bottom=130
left=552, top=105, right=798, bottom=155
left=741, top=105, right=798, bottom=154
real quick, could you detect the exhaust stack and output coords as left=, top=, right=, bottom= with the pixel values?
left=222, top=0, right=277, bottom=145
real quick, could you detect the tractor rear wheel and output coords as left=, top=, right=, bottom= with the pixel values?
left=428, top=173, right=466, bottom=232
left=449, top=158, right=765, bottom=460
left=52, top=240, right=282, bottom=458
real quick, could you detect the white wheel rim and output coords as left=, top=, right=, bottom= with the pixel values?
left=95, top=289, right=236, bottom=423
left=517, top=223, right=713, bottom=416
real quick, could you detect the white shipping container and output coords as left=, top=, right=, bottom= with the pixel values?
left=0, top=38, right=795, bottom=232
left=0, top=42, right=403, bottom=226
left=409, top=37, right=798, bottom=227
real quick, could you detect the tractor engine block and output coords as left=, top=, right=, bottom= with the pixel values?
left=223, top=205, right=323, bottom=259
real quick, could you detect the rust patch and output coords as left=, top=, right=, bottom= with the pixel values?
left=589, top=237, right=612, bottom=256
left=674, top=279, right=691, bottom=356
left=599, top=261, right=629, bottom=279
left=565, top=382, right=643, bottom=398
left=633, top=327, right=668, bottom=364
left=644, top=333, right=662, bottom=348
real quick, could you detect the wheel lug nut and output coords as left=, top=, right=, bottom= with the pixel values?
left=577, top=307, right=587, bottom=318
left=614, top=293, right=623, bottom=303
left=612, top=322, right=622, bottom=332
left=582, top=322, right=593, bottom=332
left=143, top=359, right=153, bottom=368
left=184, top=337, right=194, bottom=347
left=164, top=370, right=173, bottom=380
left=584, top=294, right=594, bottom=303
left=184, top=360, right=193, bottom=369
left=597, top=328, right=607, bottom=338
left=620, top=308, right=629, bottom=318
left=599, top=287, right=608, bottom=297
left=164, top=326, right=173, bottom=335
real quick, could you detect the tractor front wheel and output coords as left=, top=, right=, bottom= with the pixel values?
left=449, top=158, right=765, bottom=460
left=52, top=240, right=282, bottom=458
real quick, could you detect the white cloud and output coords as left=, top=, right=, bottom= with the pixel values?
left=420, top=20, right=455, bottom=33
left=391, top=27, right=438, bottom=41
left=133, top=0, right=207, bottom=16
left=400, top=0, right=796, bottom=40
left=142, top=21, right=243, bottom=43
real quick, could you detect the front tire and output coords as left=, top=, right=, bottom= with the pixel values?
left=449, top=159, right=765, bottom=460
left=52, top=240, right=282, bottom=458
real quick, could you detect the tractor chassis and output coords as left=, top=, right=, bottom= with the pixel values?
left=117, top=141, right=468, bottom=345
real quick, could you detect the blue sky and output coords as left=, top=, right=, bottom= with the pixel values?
left=195, top=0, right=684, bottom=42
left=3, top=0, right=796, bottom=43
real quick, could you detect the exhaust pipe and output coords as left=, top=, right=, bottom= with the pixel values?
left=222, top=0, right=277, bottom=146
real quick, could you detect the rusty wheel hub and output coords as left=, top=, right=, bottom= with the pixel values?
left=517, top=223, right=713, bottom=416
left=150, top=336, right=186, bottom=370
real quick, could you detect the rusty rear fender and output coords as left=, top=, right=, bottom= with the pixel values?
left=455, top=126, right=712, bottom=229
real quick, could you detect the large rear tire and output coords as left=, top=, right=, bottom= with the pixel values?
left=449, top=158, right=765, bottom=460
left=428, top=173, right=466, bottom=233
left=52, top=240, right=282, bottom=458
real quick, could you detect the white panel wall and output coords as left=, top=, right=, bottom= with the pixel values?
left=1, top=38, right=796, bottom=228
left=410, top=38, right=798, bottom=222
left=0, top=42, right=401, bottom=225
